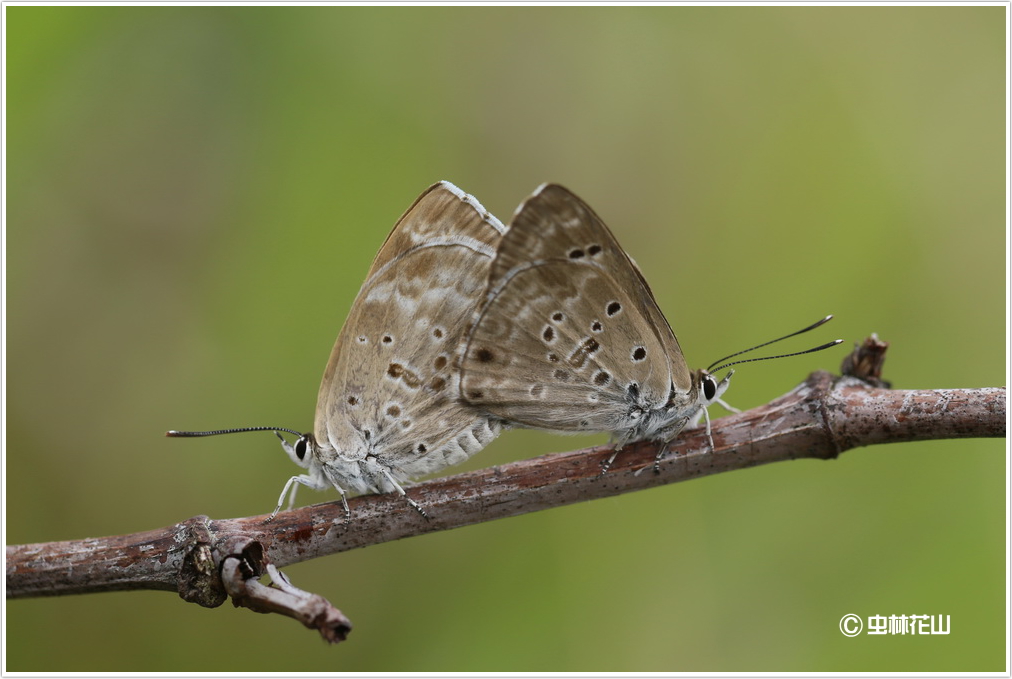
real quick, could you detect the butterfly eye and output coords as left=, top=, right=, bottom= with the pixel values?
left=295, top=435, right=310, bottom=461
left=702, top=374, right=718, bottom=402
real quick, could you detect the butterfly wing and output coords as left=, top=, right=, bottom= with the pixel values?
left=460, top=184, right=690, bottom=435
left=314, top=182, right=506, bottom=488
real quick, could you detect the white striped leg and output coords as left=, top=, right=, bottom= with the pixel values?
left=265, top=473, right=349, bottom=525
left=381, top=469, right=429, bottom=520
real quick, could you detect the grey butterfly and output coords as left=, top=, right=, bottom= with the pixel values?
left=460, top=184, right=838, bottom=468
left=169, top=181, right=507, bottom=518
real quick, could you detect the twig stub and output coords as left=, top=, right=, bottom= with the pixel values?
left=5, top=347, right=1005, bottom=642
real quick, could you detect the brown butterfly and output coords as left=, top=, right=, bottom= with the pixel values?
left=169, top=182, right=508, bottom=518
left=460, top=184, right=839, bottom=469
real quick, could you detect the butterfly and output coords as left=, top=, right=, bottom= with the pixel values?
left=169, top=181, right=508, bottom=518
left=459, top=184, right=838, bottom=470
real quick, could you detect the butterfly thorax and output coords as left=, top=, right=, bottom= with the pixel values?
left=616, top=368, right=731, bottom=445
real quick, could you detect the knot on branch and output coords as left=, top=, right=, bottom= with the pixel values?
left=6, top=335, right=1005, bottom=644
left=176, top=520, right=352, bottom=643
left=176, top=515, right=227, bottom=608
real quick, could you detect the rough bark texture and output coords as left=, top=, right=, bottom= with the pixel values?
left=6, top=366, right=1006, bottom=642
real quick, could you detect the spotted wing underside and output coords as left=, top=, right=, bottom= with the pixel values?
left=315, top=182, right=506, bottom=479
left=460, top=184, right=689, bottom=433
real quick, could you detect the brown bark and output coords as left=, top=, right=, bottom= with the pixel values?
left=6, top=363, right=1005, bottom=643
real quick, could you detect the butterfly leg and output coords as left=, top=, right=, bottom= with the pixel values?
left=686, top=406, right=716, bottom=453
left=598, top=442, right=624, bottom=477
left=628, top=439, right=671, bottom=477
left=716, top=397, right=741, bottom=414
left=652, top=439, right=672, bottom=474
left=380, top=469, right=430, bottom=520
left=701, top=407, right=715, bottom=452
left=266, top=473, right=342, bottom=523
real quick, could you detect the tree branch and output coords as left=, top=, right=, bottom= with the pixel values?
left=6, top=340, right=1006, bottom=642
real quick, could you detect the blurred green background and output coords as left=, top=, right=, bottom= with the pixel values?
left=5, top=5, right=1005, bottom=672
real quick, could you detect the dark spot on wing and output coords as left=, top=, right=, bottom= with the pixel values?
left=387, top=362, right=420, bottom=388
left=569, top=337, right=601, bottom=369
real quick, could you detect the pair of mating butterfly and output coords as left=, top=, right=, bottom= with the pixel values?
left=169, top=182, right=840, bottom=520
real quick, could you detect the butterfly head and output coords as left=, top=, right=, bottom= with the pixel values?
left=277, top=431, right=318, bottom=471
left=636, top=369, right=733, bottom=444
left=692, top=368, right=733, bottom=410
